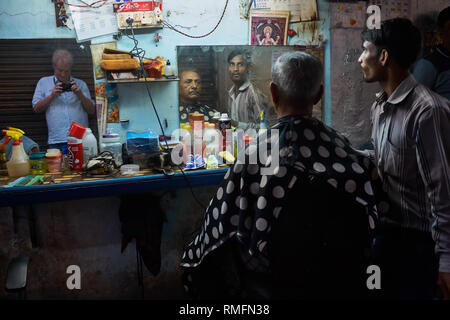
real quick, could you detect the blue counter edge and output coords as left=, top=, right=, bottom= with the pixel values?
left=0, top=168, right=228, bottom=207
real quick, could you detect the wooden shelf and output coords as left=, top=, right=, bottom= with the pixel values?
left=106, top=77, right=179, bottom=84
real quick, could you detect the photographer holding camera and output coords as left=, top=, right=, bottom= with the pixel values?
left=32, top=49, right=95, bottom=150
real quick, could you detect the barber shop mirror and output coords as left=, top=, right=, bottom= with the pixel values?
left=176, top=45, right=324, bottom=129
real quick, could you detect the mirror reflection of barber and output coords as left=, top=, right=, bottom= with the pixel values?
left=227, top=50, right=269, bottom=130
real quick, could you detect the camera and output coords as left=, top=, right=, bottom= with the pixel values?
left=61, top=82, right=73, bottom=92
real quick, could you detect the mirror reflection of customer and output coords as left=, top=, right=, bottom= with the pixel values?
left=32, top=49, right=95, bottom=150
left=413, top=6, right=450, bottom=100
left=180, top=51, right=382, bottom=299
left=227, top=49, right=269, bottom=130
left=256, top=25, right=280, bottom=45
left=178, top=69, right=219, bottom=123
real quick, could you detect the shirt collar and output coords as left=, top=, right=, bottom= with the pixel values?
left=375, top=73, right=416, bottom=105
left=229, top=80, right=251, bottom=97
left=238, top=80, right=251, bottom=91
left=53, top=75, right=74, bottom=83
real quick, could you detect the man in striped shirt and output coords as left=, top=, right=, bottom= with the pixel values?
left=359, top=18, right=450, bottom=299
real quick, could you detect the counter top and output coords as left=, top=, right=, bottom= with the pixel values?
left=0, top=167, right=228, bottom=207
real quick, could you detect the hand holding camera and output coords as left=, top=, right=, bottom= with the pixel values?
left=60, top=81, right=74, bottom=92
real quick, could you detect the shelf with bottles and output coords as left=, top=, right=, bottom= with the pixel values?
left=105, top=70, right=179, bottom=84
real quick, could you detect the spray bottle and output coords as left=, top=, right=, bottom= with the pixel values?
left=2, top=127, right=30, bottom=178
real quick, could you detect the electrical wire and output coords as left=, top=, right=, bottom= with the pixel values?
left=63, top=0, right=229, bottom=39
left=161, top=0, right=229, bottom=39
left=63, top=0, right=107, bottom=8
left=122, top=22, right=207, bottom=211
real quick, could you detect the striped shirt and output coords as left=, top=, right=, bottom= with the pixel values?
left=370, top=74, right=450, bottom=272
left=228, top=81, right=268, bottom=131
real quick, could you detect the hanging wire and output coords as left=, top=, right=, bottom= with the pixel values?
left=63, top=0, right=108, bottom=8
left=122, top=21, right=207, bottom=211
left=161, top=0, right=229, bottom=39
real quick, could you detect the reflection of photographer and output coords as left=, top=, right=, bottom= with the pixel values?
left=32, top=49, right=95, bottom=150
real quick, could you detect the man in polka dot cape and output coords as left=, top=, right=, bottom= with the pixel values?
left=180, top=51, right=389, bottom=299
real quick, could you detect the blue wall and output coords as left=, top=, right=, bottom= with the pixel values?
left=0, top=0, right=331, bottom=136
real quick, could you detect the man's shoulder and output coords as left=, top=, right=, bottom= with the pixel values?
left=410, top=83, right=450, bottom=113
left=423, top=49, right=450, bottom=73
left=72, top=77, right=87, bottom=85
left=37, top=75, right=53, bottom=84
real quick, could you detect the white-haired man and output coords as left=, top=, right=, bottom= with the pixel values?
left=32, top=49, right=95, bottom=150
left=180, top=51, right=385, bottom=299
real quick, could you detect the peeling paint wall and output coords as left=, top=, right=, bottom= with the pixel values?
left=330, top=0, right=450, bottom=148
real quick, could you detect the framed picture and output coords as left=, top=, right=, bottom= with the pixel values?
left=249, top=10, right=290, bottom=46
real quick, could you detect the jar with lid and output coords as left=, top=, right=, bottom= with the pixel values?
left=30, top=152, right=47, bottom=174
left=100, top=133, right=123, bottom=166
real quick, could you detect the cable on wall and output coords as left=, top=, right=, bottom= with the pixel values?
left=122, top=21, right=207, bottom=211
left=161, top=0, right=229, bottom=39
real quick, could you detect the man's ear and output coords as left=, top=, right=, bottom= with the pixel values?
left=270, top=82, right=279, bottom=106
left=379, top=49, right=389, bottom=66
left=313, top=85, right=324, bottom=105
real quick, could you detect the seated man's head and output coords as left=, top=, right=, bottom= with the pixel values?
left=270, top=51, right=323, bottom=117
left=358, top=18, right=421, bottom=83
left=52, top=49, right=73, bottom=83
left=179, top=69, right=202, bottom=104
left=227, top=50, right=250, bottom=86
left=438, top=6, right=450, bottom=50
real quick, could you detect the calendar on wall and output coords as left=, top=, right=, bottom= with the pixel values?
left=368, top=0, right=411, bottom=20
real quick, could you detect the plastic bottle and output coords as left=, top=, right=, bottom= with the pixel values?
left=82, top=128, right=98, bottom=165
left=211, top=112, right=221, bottom=129
left=67, top=136, right=83, bottom=171
left=67, top=122, right=86, bottom=171
left=6, top=139, right=30, bottom=177
left=164, top=60, right=175, bottom=77
left=2, top=127, right=30, bottom=177
left=203, top=123, right=220, bottom=157
left=218, top=113, right=231, bottom=152
left=100, top=133, right=123, bottom=166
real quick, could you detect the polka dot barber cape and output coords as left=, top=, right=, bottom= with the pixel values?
left=179, top=104, right=216, bottom=122
left=180, top=115, right=383, bottom=270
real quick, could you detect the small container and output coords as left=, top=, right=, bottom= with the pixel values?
left=100, top=133, right=123, bottom=166
left=189, top=112, right=205, bottom=130
left=46, top=150, right=62, bottom=173
left=211, top=112, right=221, bottom=129
left=29, top=152, right=47, bottom=174
left=120, top=164, right=139, bottom=175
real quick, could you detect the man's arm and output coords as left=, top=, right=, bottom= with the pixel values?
left=72, top=81, right=95, bottom=115
left=416, top=104, right=450, bottom=296
left=32, top=80, right=62, bottom=113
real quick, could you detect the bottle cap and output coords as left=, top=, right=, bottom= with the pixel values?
left=29, top=152, right=46, bottom=160
left=68, top=122, right=86, bottom=139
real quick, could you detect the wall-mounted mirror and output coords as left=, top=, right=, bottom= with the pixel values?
left=176, top=45, right=324, bottom=129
